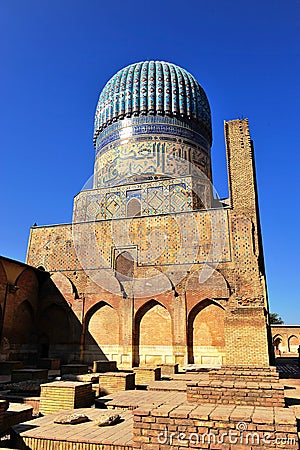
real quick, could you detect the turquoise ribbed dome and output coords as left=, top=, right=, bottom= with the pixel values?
left=94, top=61, right=211, bottom=144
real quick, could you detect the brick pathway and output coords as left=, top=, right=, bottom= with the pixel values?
left=97, top=389, right=186, bottom=409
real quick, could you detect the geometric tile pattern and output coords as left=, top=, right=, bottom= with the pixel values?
left=73, top=176, right=209, bottom=222
left=27, top=208, right=231, bottom=272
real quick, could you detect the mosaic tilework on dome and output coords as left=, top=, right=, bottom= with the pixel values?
left=95, top=116, right=211, bottom=154
left=94, top=61, right=212, bottom=145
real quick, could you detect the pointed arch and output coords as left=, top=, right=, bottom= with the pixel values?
left=115, top=251, right=134, bottom=282
left=127, top=197, right=141, bottom=217
left=273, top=334, right=283, bottom=355
left=288, top=335, right=299, bottom=353
left=134, top=299, right=173, bottom=366
left=85, top=301, right=119, bottom=362
left=51, top=272, right=78, bottom=302
left=39, top=303, right=71, bottom=345
left=13, top=300, right=35, bottom=345
left=187, top=298, right=225, bottom=365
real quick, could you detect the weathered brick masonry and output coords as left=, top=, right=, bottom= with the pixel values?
left=1, top=61, right=272, bottom=370
left=132, top=404, right=298, bottom=449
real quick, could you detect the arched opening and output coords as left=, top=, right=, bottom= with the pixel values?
left=39, top=304, right=71, bottom=361
left=288, top=335, right=299, bottom=353
left=127, top=197, right=141, bottom=217
left=115, top=251, right=134, bottom=282
left=134, top=300, right=172, bottom=366
left=273, top=335, right=283, bottom=356
left=13, top=300, right=35, bottom=345
left=85, top=302, right=119, bottom=362
left=188, top=299, right=225, bottom=365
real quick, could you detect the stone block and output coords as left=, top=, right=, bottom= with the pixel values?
left=0, top=361, right=23, bottom=375
left=156, top=363, right=178, bottom=376
left=60, top=364, right=88, bottom=375
left=92, top=360, right=117, bottom=373
left=99, top=372, right=135, bottom=395
left=11, top=369, right=48, bottom=383
left=39, top=381, right=94, bottom=415
left=38, top=358, right=61, bottom=370
left=133, top=367, right=161, bottom=385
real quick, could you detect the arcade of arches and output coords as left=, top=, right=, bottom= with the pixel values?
left=0, top=255, right=231, bottom=366
left=271, top=325, right=300, bottom=355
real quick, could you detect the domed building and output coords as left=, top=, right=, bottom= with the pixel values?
left=24, top=61, right=272, bottom=368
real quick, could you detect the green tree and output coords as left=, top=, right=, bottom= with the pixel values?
left=269, top=313, right=284, bottom=324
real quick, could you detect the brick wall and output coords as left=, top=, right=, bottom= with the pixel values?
left=133, top=404, right=298, bottom=449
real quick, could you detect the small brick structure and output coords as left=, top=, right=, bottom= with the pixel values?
left=99, top=372, right=135, bottom=395
left=187, top=365, right=285, bottom=407
left=38, top=358, right=61, bottom=370
left=11, top=369, right=48, bottom=383
left=187, top=379, right=285, bottom=407
left=60, top=364, right=88, bottom=375
left=39, top=381, right=94, bottom=415
left=157, top=363, right=179, bottom=376
left=133, top=367, right=161, bottom=385
left=133, top=403, right=298, bottom=449
left=0, top=361, right=23, bottom=375
left=2, top=403, right=33, bottom=432
left=209, top=365, right=280, bottom=382
left=93, top=360, right=117, bottom=373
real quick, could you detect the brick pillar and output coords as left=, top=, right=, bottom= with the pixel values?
left=173, top=294, right=188, bottom=366
left=225, top=307, right=269, bottom=366
left=224, top=119, right=271, bottom=366
left=120, top=285, right=134, bottom=368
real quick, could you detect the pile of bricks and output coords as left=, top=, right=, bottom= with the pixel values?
left=39, top=381, right=94, bottom=415
left=133, top=367, right=161, bottom=385
left=99, top=372, right=135, bottom=395
left=133, top=403, right=298, bottom=449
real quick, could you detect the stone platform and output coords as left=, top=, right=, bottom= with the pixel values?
left=11, top=401, right=299, bottom=449
left=11, top=369, right=48, bottom=383
left=0, top=361, right=23, bottom=375
left=60, top=364, right=88, bottom=375
left=12, top=407, right=133, bottom=450
left=96, top=389, right=185, bottom=410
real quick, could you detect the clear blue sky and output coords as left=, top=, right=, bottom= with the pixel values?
left=0, top=0, right=299, bottom=323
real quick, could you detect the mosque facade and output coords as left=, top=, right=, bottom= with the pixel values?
left=22, top=61, right=271, bottom=368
